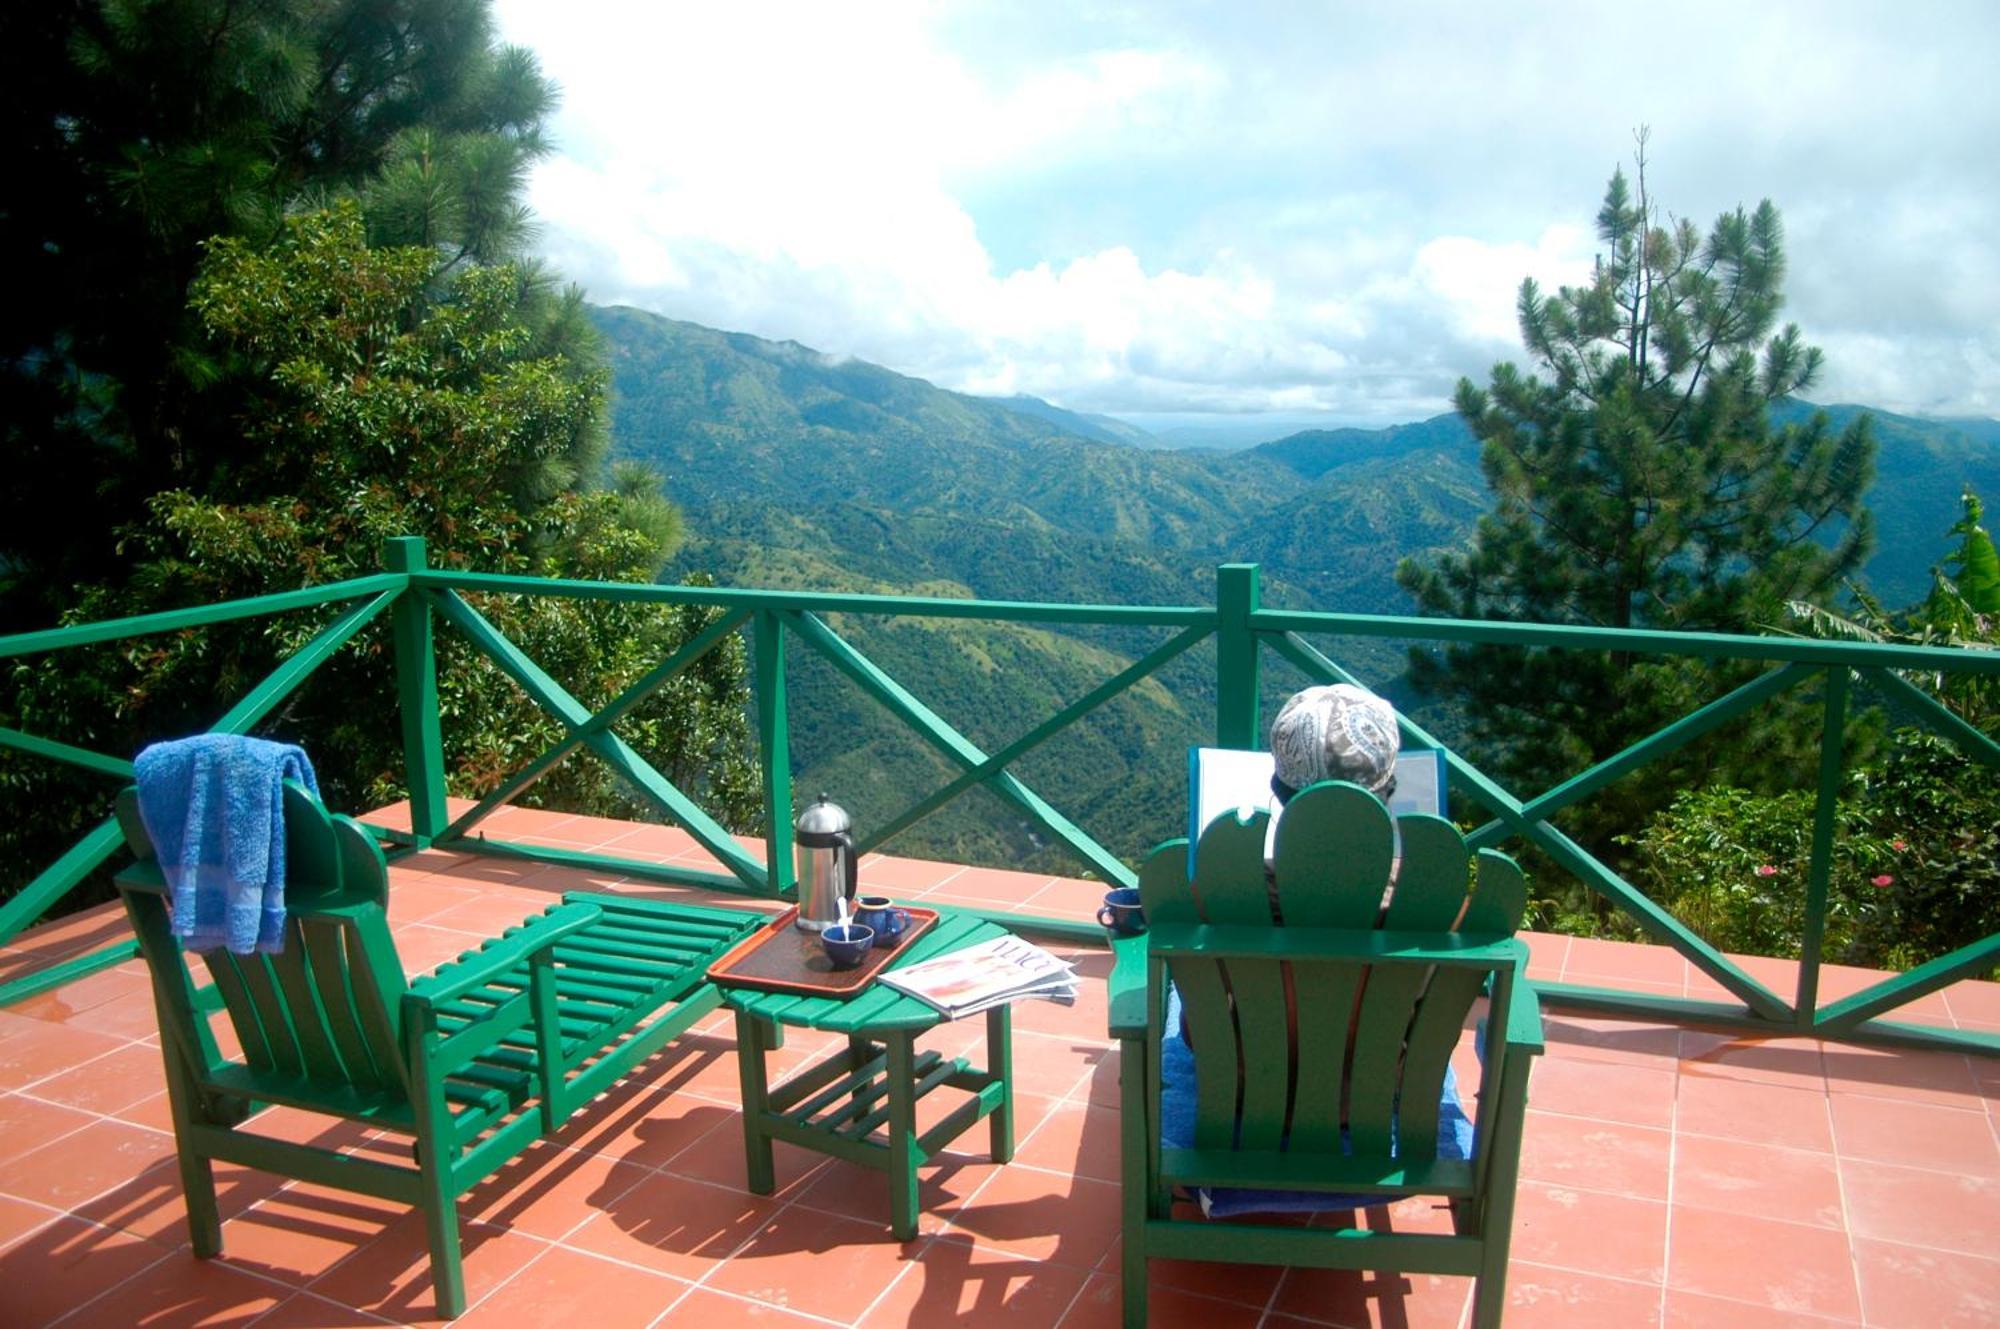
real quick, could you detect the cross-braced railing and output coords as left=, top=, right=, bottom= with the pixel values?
left=3, top=543, right=1997, bottom=1058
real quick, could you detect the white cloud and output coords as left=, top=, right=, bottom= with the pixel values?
left=494, top=0, right=2000, bottom=423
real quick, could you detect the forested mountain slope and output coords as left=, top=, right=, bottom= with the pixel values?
left=592, top=303, right=2000, bottom=870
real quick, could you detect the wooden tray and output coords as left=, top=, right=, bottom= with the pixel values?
left=707, top=905, right=940, bottom=999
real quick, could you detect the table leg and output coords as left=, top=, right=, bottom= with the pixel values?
left=886, top=1030, right=919, bottom=1242
left=986, top=1004, right=1014, bottom=1163
left=734, top=1009, right=776, bottom=1196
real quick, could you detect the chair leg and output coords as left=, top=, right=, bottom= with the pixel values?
left=1121, top=1239, right=1149, bottom=1329
left=1470, top=1268, right=1507, bottom=1329
left=176, top=1146, right=224, bottom=1258
left=416, top=1140, right=467, bottom=1319
left=155, top=1047, right=223, bottom=1257
left=1469, top=1188, right=1521, bottom=1329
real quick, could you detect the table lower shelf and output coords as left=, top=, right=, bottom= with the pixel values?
left=734, top=1007, right=1015, bottom=1241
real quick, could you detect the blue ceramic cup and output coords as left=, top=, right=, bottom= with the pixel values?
left=854, top=895, right=912, bottom=948
left=1098, top=886, right=1146, bottom=937
left=821, top=923, right=876, bottom=970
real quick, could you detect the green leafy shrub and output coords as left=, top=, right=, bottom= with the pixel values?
left=1623, top=729, right=1998, bottom=970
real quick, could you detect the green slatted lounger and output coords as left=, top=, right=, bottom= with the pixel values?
left=1107, top=779, right=1544, bottom=1329
left=111, top=781, right=760, bottom=1319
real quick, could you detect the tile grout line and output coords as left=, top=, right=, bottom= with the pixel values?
left=1660, top=1026, right=1684, bottom=1328
left=32, top=1207, right=274, bottom=1329
left=1825, top=1047, right=1871, bottom=1329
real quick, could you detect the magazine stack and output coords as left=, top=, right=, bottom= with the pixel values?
left=877, top=935, right=1078, bottom=1019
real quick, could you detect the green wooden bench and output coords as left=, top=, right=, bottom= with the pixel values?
left=1108, top=780, right=1543, bottom=1329
left=111, top=781, right=760, bottom=1318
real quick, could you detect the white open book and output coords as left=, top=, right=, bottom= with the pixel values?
left=876, top=935, right=1078, bottom=1019
left=1187, top=745, right=1447, bottom=873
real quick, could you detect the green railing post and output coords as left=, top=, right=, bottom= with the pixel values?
left=1796, top=666, right=1850, bottom=1027
left=385, top=537, right=448, bottom=845
left=754, top=609, right=796, bottom=901
left=1216, top=563, right=1262, bottom=748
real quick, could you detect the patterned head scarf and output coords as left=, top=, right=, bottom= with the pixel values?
left=1268, top=684, right=1400, bottom=802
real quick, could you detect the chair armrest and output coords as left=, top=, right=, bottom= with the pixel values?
left=1500, top=975, right=1545, bottom=1057
left=1107, top=934, right=1150, bottom=1040
left=407, top=901, right=603, bottom=1011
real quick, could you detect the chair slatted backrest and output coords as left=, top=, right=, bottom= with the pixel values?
left=1139, top=780, right=1526, bottom=1165
left=115, top=782, right=413, bottom=1103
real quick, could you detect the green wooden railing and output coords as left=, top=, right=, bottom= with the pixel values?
left=3, top=541, right=1997, bottom=1057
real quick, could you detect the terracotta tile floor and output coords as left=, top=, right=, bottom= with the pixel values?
left=1, top=803, right=1997, bottom=1327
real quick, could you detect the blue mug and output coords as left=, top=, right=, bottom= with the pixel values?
left=854, top=895, right=912, bottom=948
left=821, top=923, right=876, bottom=970
left=1098, top=887, right=1146, bottom=937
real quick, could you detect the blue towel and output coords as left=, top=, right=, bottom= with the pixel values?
left=1159, top=985, right=1475, bottom=1217
left=135, top=735, right=319, bottom=955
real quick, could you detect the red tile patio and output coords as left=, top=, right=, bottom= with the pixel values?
left=2, top=803, right=1997, bottom=1327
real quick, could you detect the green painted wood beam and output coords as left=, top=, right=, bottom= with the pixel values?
left=214, top=590, right=398, bottom=735
left=1861, top=666, right=2000, bottom=771
left=859, top=622, right=1211, bottom=855
left=430, top=836, right=770, bottom=900
left=1535, top=980, right=1999, bottom=1057
left=787, top=609, right=1135, bottom=888
left=1143, top=1220, right=1484, bottom=1276
left=1795, top=667, right=1850, bottom=1026
left=947, top=908, right=1105, bottom=949
left=1460, top=663, right=1816, bottom=850
left=0, top=936, right=139, bottom=1008
left=383, top=539, right=447, bottom=843
left=0, top=819, right=127, bottom=947
left=1215, top=564, right=1262, bottom=748
left=1814, top=930, right=2000, bottom=1034
left=1146, top=922, right=1522, bottom=967
left=0, top=573, right=404, bottom=659
left=415, top=567, right=1210, bottom=628
left=427, top=589, right=766, bottom=891
left=1252, top=606, right=2000, bottom=674
left=439, top=606, right=752, bottom=844
left=0, top=728, right=135, bottom=781
left=753, top=610, right=795, bottom=900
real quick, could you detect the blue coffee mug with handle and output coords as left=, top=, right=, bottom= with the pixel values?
left=1098, top=886, right=1146, bottom=936
left=854, top=895, right=912, bottom=948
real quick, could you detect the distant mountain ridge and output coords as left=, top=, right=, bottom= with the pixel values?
left=588, top=302, right=2000, bottom=871
left=979, top=394, right=1158, bottom=448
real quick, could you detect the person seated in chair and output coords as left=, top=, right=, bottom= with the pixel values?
left=1265, top=682, right=1401, bottom=921
left=1269, top=682, right=1400, bottom=808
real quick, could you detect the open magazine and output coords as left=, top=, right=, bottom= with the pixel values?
left=1187, top=745, right=1446, bottom=873
left=877, top=935, right=1078, bottom=1018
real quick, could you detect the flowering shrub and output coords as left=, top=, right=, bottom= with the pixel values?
left=1623, top=729, right=1999, bottom=970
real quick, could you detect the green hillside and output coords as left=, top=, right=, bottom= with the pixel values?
left=1772, top=401, right=2000, bottom=605
left=981, top=394, right=1157, bottom=448
left=591, top=303, right=2000, bottom=874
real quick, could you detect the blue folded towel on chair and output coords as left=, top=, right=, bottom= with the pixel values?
left=135, top=735, right=319, bottom=955
left=1159, top=985, right=1475, bottom=1217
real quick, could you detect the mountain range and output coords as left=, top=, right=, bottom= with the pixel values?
left=590, top=303, right=2000, bottom=871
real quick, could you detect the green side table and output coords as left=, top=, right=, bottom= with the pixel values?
left=720, top=911, right=1017, bottom=1241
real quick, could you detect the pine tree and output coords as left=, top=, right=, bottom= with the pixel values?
left=0, top=5, right=764, bottom=917
left=1396, top=138, right=1877, bottom=843
left=0, top=0, right=558, bottom=623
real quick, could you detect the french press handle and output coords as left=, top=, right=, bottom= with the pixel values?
left=837, top=831, right=858, bottom=906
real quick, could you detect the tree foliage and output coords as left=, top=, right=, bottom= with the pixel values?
left=8, top=208, right=758, bottom=870
left=1631, top=496, right=2000, bottom=970
left=0, top=3, right=762, bottom=918
left=0, top=0, right=558, bottom=623
left=1397, top=142, right=1877, bottom=843
left=1783, top=488, right=2000, bottom=729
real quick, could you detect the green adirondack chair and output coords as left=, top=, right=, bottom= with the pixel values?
left=111, top=781, right=759, bottom=1318
left=1107, top=780, right=1543, bottom=1329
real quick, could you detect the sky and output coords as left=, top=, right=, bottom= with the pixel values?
left=493, top=0, right=2000, bottom=427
